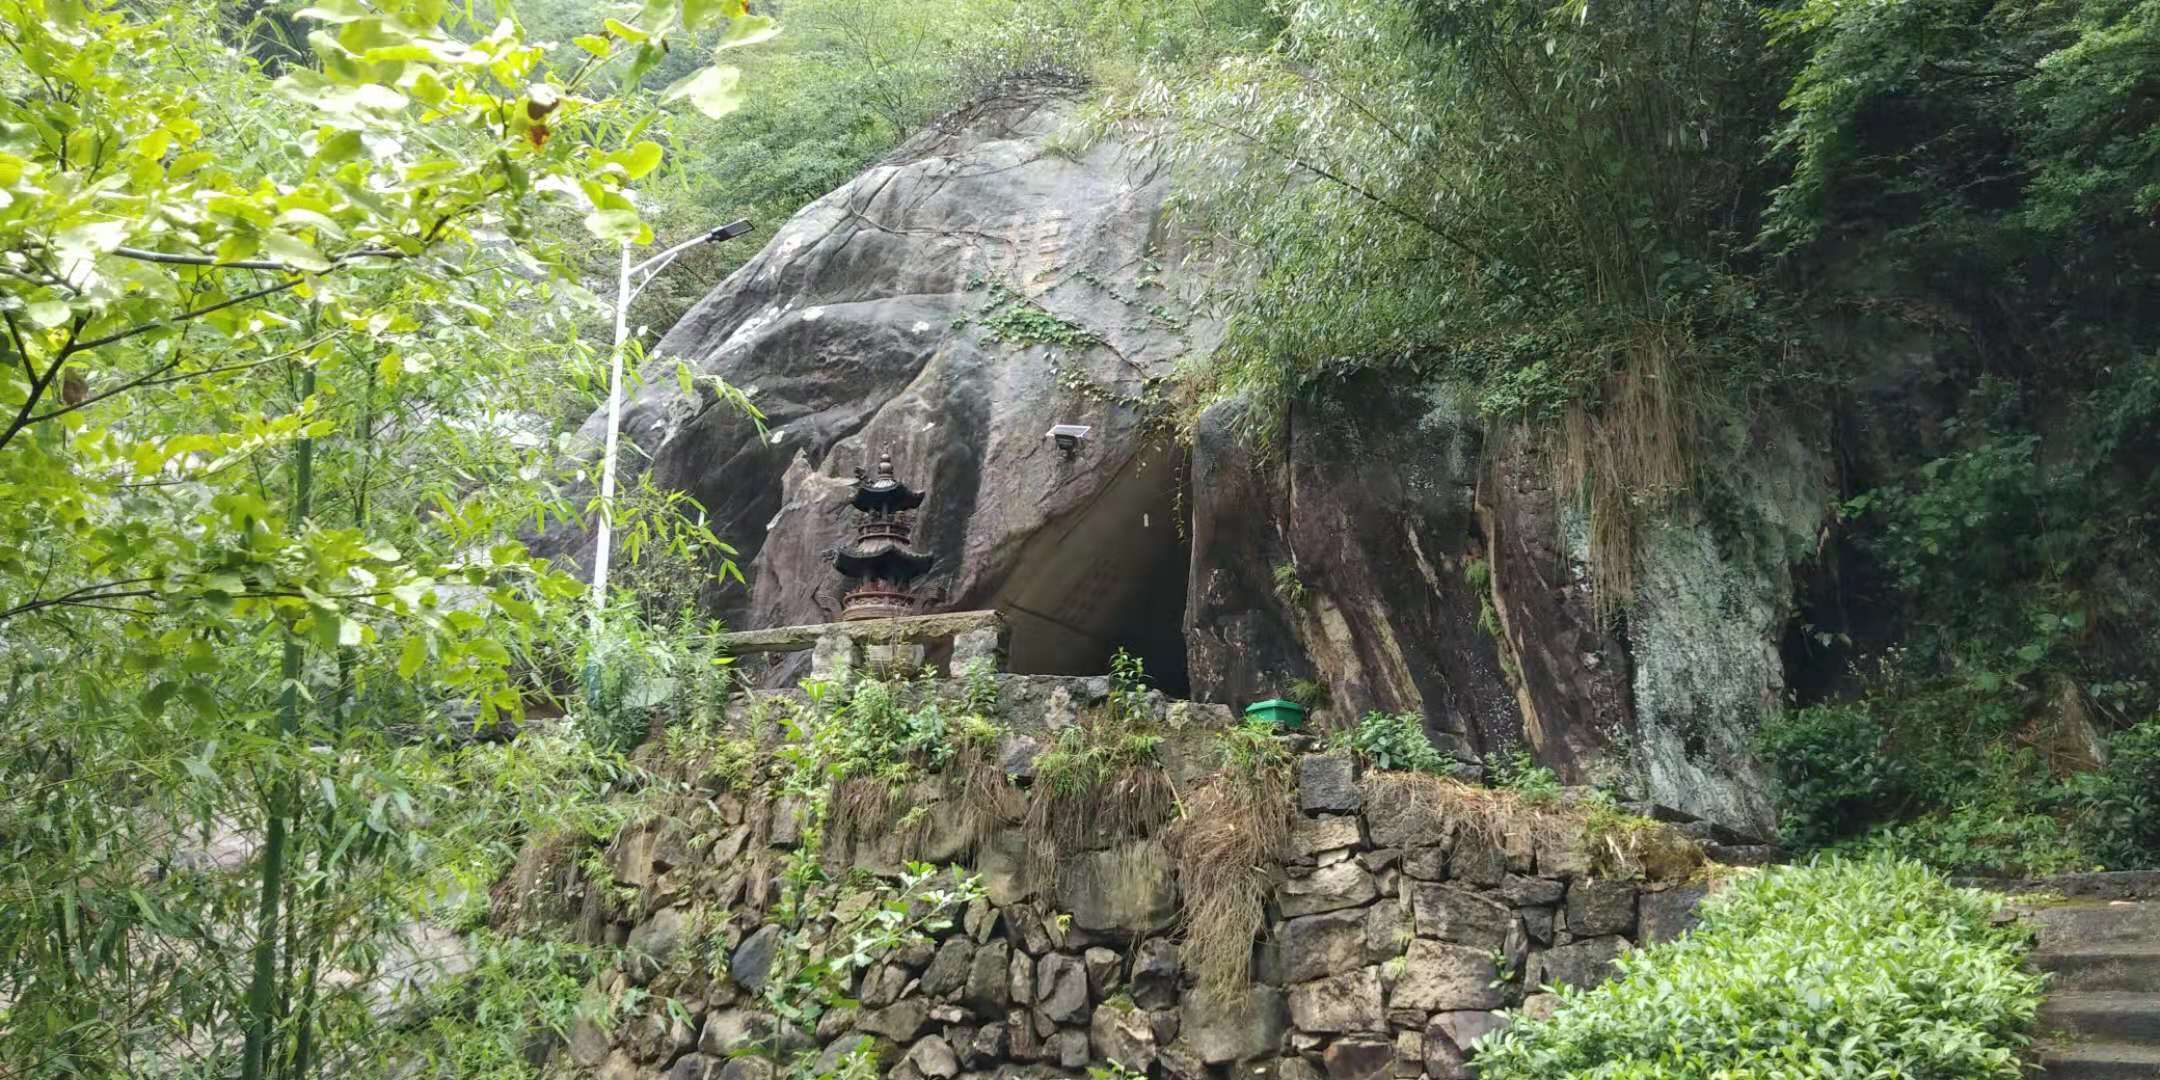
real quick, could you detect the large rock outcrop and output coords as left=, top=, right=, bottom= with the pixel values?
left=564, top=85, right=1826, bottom=834
left=574, top=85, right=1218, bottom=687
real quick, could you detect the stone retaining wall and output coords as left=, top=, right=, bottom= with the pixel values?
left=537, top=678, right=1714, bottom=1080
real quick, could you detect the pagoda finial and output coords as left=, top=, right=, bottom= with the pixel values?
left=877, top=452, right=895, bottom=481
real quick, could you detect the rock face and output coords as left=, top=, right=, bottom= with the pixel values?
left=559, top=83, right=1825, bottom=834
left=560, top=85, right=1220, bottom=690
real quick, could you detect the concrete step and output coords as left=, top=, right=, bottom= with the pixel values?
left=2028, top=902, right=2160, bottom=950
left=2039, top=992, right=2160, bottom=1044
left=2038, top=1040, right=2160, bottom=1079
left=2034, top=946, right=2160, bottom=993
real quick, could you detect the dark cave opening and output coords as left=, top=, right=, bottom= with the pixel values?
left=989, top=443, right=1192, bottom=698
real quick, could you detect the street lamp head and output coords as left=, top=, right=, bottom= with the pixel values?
left=1045, top=423, right=1091, bottom=457
left=708, top=219, right=754, bottom=243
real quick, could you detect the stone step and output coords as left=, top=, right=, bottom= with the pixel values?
left=2028, top=903, right=2160, bottom=950
left=2038, top=1040, right=2160, bottom=1079
left=2034, top=946, right=2160, bottom=993
left=2039, top=992, right=2160, bottom=1044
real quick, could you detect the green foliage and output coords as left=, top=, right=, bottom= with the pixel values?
left=837, top=671, right=1000, bottom=780
left=1126, top=0, right=1789, bottom=429
left=0, top=0, right=767, bottom=1072
left=1217, top=718, right=1295, bottom=779
left=1331, top=710, right=1448, bottom=774
left=1489, top=751, right=1562, bottom=802
left=1762, top=668, right=2160, bottom=873
left=1764, top=0, right=2160, bottom=264
left=1271, top=561, right=1307, bottom=605
left=399, top=931, right=602, bottom=1079
left=1475, top=856, right=2042, bottom=1079
left=755, top=862, right=985, bottom=1035
left=971, top=281, right=1102, bottom=350
left=1035, top=649, right=1165, bottom=793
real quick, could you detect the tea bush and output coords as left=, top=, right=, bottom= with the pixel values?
left=1474, top=856, right=2042, bottom=1079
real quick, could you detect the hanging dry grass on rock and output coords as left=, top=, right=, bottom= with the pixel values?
left=1170, top=762, right=1292, bottom=999
left=1559, top=321, right=1699, bottom=620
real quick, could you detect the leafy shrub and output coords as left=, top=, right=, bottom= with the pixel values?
left=2063, top=716, right=2160, bottom=868
left=1331, top=711, right=1449, bottom=773
left=1757, top=701, right=1901, bottom=849
left=1475, top=856, right=2042, bottom=1080
left=1488, top=751, right=1562, bottom=802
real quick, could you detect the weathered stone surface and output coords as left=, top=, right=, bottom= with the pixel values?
left=730, top=925, right=780, bottom=994
left=818, top=1033, right=901, bottom=1074
left=698, top=1008, right=773, bottom=1056
left=1400, top=845, right=1451, bottom=882
left=860, top=962, right=909, bottom=1009
left=1159, top=1040, right=1209, bottom=1080
left=816, top=1007, right=859, bottom=1044
left=1519, top=904, right=1555, bottom=945
left=1180, top=984, right=1289, bottom=1063
left=1282, top=1056, right=1326, bottom=1080
left=1089, top=1000, right=1159, bottom=1072
left=1006, top=1008, right=1045, bottom=1063
left=965, top=939, right=1011, bottom=1015
left=667, top=1054, right=719, bottom=1080
left=569, top=1010, right=612, bottom=1068
left=1448, top=828, right=1506, bottom=887
left=1058, top=840, right=1177, bottom=934
left=1361, top=848, right=1404, bottom=874
left=1430, top=1011, right=1509, bottom=1055
left=1131, top=938, right=1181, bottom=1010
left=1420, top=1017, right=1469, bottom=1080
left=630, top=1008, right=697, bottom=1064
left=1530, top=935, right=1629, bottom=991
left=1008, top=950, right=1036, bottom=1008
left=1293, top=814, right=1364, bottom=858
left=1499, top=874, right=1567, bottom=907
left=1566, top=879, right=1638, bottom=938
left=965, top=1022, right=1007, bottom=1067
left=626, top=906, right=692, bottom=981
left=1519, top=992, right=1562, bottom=1021
left=1365, top=792, right=1451, bottom=852
left=719, top=1055, right=775, bottom=1080
left=1363, top=901, right=1413, bottom=961
left=1282, top=908, right=1372, bottom=982
left=1298, top=755, right=1362, bottom=813
left=1047, top=1029, right=1090, bottom=1069
left=1322, top=1033, right=1395, bottom=1080
left=1410, top=884, right=1513, bottom=950
left=904, top=1034, right=962, bottom=1080
left=1287, top=967, right=1386, bottom=1033
left=1389, top=940, right=1504, bottom=1013
left=860, top=999, right=932, bottom=1042
left=1281, top=861, right=1379, bottom=917
left=596, top=1050, right=642, bottom=1080
left=1638, top=884, right=1708, bottom=944
left=1186, top=385, right=1523, bottom=778
left=1082, top=946, right=1121, bottom=999
left=923, top=937, right=976, bottom=998
left=1391, top=1030, right=1424, bottom=1079
left=1034, top=952, right=1090, bottom=1025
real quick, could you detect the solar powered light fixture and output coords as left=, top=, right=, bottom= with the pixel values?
left=1046, top=423, right=1092, bottom=457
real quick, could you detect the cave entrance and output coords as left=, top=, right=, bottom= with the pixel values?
left=988, top=443, right=1191, bottom=697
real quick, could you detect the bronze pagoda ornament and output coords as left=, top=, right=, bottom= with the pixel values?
left=834, top=453, right=936, bottom=621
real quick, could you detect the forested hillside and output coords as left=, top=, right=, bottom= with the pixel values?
left=3, top=0, right=2158, bottom=1076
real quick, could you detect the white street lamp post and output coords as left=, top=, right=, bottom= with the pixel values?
left=589, top=219, right=753, bottom=631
